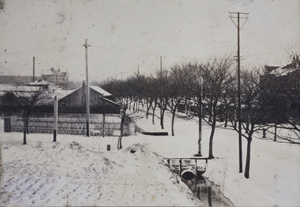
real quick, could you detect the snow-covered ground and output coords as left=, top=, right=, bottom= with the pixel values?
left=1, top=110, right=300, bottom=206
left=0, top=134, right=200, bottom=206
left=136, top=111, right=300, bottom=206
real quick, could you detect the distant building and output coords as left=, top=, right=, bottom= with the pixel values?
left=260, top=57, right=300, bottom=123
left=41, top=68, right=69, bottom=89
left=26, top=80, right=51, bottom=90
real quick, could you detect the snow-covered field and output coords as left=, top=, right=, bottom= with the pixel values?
left=1, top=111, right=300, bottom=206
left=0, top=134, right=200, bottom=206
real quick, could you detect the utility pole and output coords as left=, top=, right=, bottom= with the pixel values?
left=160, top=56, right=164, bottom=129
left=33, top=57, right=35, bottom=82
left=229, top=12, right=249, bottom=173
left=195, top=67, right=203, bottom=157
left=53, top=96, right=58, bottom=142
left=83, top=39, right=91, bottom=137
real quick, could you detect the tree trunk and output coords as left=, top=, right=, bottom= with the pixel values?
left=152, top=105, right=156, bottom=125
left=117, top=136, right=122, bottom=149
left=160, top=107, right=166, bottom=130
left=146, top=105, right=150, bottom=120
left=26, top=116, right=29, bottom=134
left=224, top=106, right=228, bottom=127
left=23, top=117, right=27, bottom=145
left=208, top=104, right=217, bottom=158
left=146, top=98, right=152, bottom=119
left=118, top=110, right=126, bottom=149
left=244, top=136, right=252, bottom=179
left=171, top=110, right=176, bottom=136
left=208, top=119, right=216, bottom=159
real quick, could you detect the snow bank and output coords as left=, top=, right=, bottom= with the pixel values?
left=0, top=133, right=201, bottom=206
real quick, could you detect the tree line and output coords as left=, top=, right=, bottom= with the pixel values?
left=101, top=55, right=300, bottom=178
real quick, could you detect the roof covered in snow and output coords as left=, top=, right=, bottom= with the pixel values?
left=90, top=86, right=111, bottom=97
left=269, top=64, right=300, bottom=77
left=26, top=80, right=51, bottom=86
left=0, top=84, right=42, bottom=92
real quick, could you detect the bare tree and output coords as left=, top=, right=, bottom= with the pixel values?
left=166, top=64, right=188, bottom=136
left=146, top=77, right=159, bottom=125
left=201, top=57, right=234, bottom=158
left=239, top=68, right=267, bottom=178
left=184, top=62, right=204, bottom=156
left=156, top=68, right=169, bottom=130
left=2, top=87, right=46, bottom=144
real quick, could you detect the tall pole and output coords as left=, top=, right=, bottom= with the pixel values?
left=237, top=12, right=242, bottom=173
left=160, top=56, right=164, bottom=129
left=195, top=71, right=203, bottom=157
left=83, top=39, right=90, bottom=137
left=33, top=57, right=35, bottom=82
left=229, top=12, right=249, bottom=173
left=196, top=73, right=203, bottom=156
left=53, top=96, right=58, bottom=142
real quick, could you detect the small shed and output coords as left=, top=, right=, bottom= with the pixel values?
left=58, top=82, right=120, bottom=114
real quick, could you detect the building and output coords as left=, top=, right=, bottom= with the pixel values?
left=1, top=83, right=122, bottom=135
left=41, top=68, right=69, bottom=89
left=0, top=81, right=120, bottom=115
left=260, top=57, right=300, bottom=123
left=58, top=82, right=120, bottom=114
left=0, top=84, right=44, bottom=115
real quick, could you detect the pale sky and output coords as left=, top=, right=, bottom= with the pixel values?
left=0, top=0, right=299, bottom=82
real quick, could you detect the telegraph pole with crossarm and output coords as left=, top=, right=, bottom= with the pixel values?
left=83, top=39, right=91, bottom=137
left=229, top=12, right=249, bottom=173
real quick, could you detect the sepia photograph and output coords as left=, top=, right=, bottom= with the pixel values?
left=0, top=0, right=300, bottom=206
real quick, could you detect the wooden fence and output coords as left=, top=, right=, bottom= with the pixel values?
left=4, top=114, right=129, bottom=136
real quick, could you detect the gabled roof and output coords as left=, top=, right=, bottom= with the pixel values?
left=35, top=89, right=74, bottom=106
left=90, top=86, right=111, bottom=97
left=99, top=96, right=120, bottom=106
left=58, top=85, right=111, bottom=101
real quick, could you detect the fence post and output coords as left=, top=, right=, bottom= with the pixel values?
left=263, top=128, right=266, bottom=138
left=53, top=96, right=58, bottom=142
left=103, top=113, right=105, bottom=137
left=4, top=117, right=11, bottom=132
